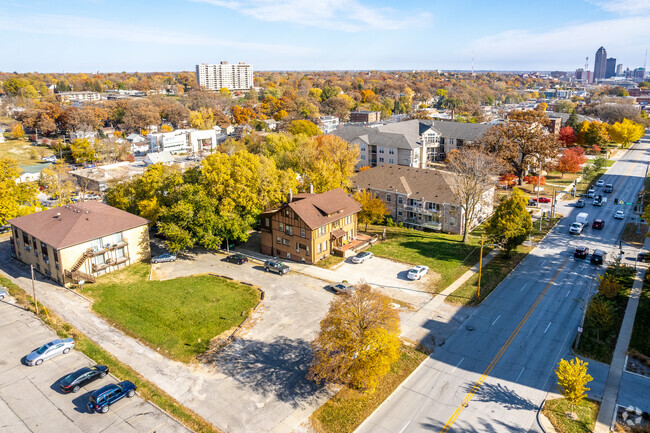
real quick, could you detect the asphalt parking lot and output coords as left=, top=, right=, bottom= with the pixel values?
left=0, top=294, right=190, bottom=433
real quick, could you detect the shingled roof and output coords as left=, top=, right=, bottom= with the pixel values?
left=286, top=188, right=362, bottom=230
left=8, top=202, right=149, bottom=250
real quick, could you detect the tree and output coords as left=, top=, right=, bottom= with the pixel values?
left=485, top=188, right=532, bottom=257
left=120, top=99, right=161, bottom=132
left=160, top=124, right=173, bottom=132
left=40, top=161, right=76, bottom=205
left=70, top=138, right=97, bottom=163
left=231, top=105, right=254, bottom=124
left=354, top=190, right=389, bottom=231
left=597, top=273, right=621, bottom=299
left=584, top=121, right=610, bottom=149
left=287, top=120, right=322, bottom=137
left=446, top=148, right=502, bottom=243
left=0, top=157, right=38, bottom=225
left=558, top=126, right=577, bottom=147
left=555, top=357, right=593, bottom=416
left=586, top=298, right=614, bottom=342
left=308, top=284, right=400, bottom=391
left=609, top=119, right=645, bottom=148
left=297, top=135, right=359, bottom=193
left=554, top=147, right=587, bottom=177
left=564, top=110, right=580, bottom=134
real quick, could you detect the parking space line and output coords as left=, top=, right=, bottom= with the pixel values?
left=147, top=422, right=166, bottom=433
left=451, top=358, right=464, bottom=373
left=520, top=282, right=527, bottom=292
left=111, top=399, right=135, bottom=413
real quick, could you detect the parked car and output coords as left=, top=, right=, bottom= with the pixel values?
left=595, top=179, right=605, bottom=187
left=574, top=246, right=589, bottom=260
left=638, top=253, right=646, bottom=262
left=351, top=251, right=374, bottom=264
left=225, top=254, right=248, bottom=265
left=407, top=265, right=430, bottom=280
left=614, top=210, right=625, bottom=219
left=527, top=199, right=537, bottom=207
left=152, top=253, right=177, bottom=263
left=84, top=194, right=101, bottom=200
left=591, top=249, right=607, bottom=265
left=576, top=199, right=585, bottom=208
left=87, top=381, right=136, bottom=414
left=26, top=338, right=75, bottom=366
left=186, top=155, right=200, bottom=161
left=60, top=365, right=109, bottom=393
left=264, top=259, right=290, bottom=275
left=569, top=222, right=584, bottom=235
left=83, top=164, right=96, bottom=169
left=42, top=155, right=57, bottom=163
left=326, top=283, right=355, bottom=295
left=604, top=184, right=614, bottom=193
left=592, top=219, right=605, bottom=229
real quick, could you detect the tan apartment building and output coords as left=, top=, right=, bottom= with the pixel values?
left=260, top=188, right=362, bottom=264
left=8, top=202, right=150, bottom=287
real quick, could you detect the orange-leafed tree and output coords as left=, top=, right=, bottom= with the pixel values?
left=554, top=147, right=587, bottom=177
left=558, top=126, right=577, bottom=147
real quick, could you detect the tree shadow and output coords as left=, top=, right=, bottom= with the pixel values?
left=420, top=414, right=533, bottom=432
left=212, top=336, right=324, bottom=407
left=462, top=381, right=537, bottom=411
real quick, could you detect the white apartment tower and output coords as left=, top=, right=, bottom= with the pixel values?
left=196, top=61, right=254, bottom=91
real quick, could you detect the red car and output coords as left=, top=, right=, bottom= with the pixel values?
left=532, top=197, right=551, bottom=203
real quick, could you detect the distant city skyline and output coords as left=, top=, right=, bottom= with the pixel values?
left=1, top=0, right=649, bottom=73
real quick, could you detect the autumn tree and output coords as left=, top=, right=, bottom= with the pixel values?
left=0, top=157, right=38, bottom=224
left=598, top=273, right=621, bottom=299
left=308, top=284, right=400, bottom=391
left=558, top=126, right=577, bottom=147
left=485, top=188, right=532, bottom=257
left=609, top=119, right=645, bottom=148
left=287, top=120, right=322, bottom=137
left=353, top=190, right=389, bottom=231
left=446, top=148, right=502, bottom=243
left=296, top=135, right=359, bottom=193
left=120, top=99, right=161, bottom=132
left=231, top=105, right=254, bottom=124
left=584, top=121, right=610, bottom=149
left=40, top=161, right=76, bottom=205
left=554, top=147, right=587, bottom=177
left=70, top=138, right=97, bottom=163
left=555, top=357, right=593, bottom=416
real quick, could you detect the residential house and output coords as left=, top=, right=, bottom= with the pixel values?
left=351, top=165, right=495, bottom=234
left=263, top=119, right=277, bottom=131
left=259, top=188, right=362, bottom=264
left=126, top=133, right=146, bottom=144
left=144, top=151, right=175, bottom=166
left=8, top=202, right=150, bottom=287
left=318, top=116, right=340, bottom=133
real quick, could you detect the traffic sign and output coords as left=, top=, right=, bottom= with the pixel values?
left=626, top=202, right=633, bottom=205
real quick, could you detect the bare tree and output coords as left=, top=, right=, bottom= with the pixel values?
left=446, top=147, right=502, bottom=243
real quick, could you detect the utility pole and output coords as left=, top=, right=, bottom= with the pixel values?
left=30, top=265, right=38, bottom=316
left=477, top=234, right=484, bottom=302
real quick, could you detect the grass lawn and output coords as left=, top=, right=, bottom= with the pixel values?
left=629, top=272, right=650, bottom=359
left=82, top=263, right=260, bottom=363
left=310, top=344, right=428, bottom=433
left=364, top=225, right=488, bottom=293
left=542, top=398, right=599, bottom=433
left=314, top=255, right=344, bottom=269
left=575, top=266, right=635, bottom=364
left=0, top=274, right=221, bottom=433
left=1, top=135, right=54, bottom=166
left=546, top=171, right=582, bottom=188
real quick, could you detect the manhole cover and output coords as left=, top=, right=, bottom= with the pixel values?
left=465, top=325, right=475, bottom=331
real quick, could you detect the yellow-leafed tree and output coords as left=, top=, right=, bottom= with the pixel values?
left=0, top=157, right=38, bottom=225
left=308, top=284, right=400, bottom=391
left=354, top=190, right=389, bottom=231
left=609, top=118, right=645, bottom=148
left=555, top=357, right=593, bottom=416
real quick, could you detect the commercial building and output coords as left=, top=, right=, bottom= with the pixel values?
left=196, top=62, right=254, bottom=91
left=147, top=129, right=218, bottom=154
left=259, top=188, right=362, bottom=264
left=8, top=202, right=150, bottom=287
left=594, top=46, right=607, bottom=81
left=318, top=116, right=340, bottom=133
left=57, top=91, right=102, bottom=102
left=606, top=58, right=617, bottom=79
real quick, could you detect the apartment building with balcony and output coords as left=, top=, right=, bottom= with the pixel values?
left=8, top=202, right=150, bottom=287
left=196, top=62, right=254, bottom=91
left=352, top=165, right=495, bottom=234
left=259, top=188, right=362, bottom=264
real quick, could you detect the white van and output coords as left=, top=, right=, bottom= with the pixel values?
left=576, top=212, right=589, bottom=227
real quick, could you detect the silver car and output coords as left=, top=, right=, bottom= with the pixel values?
left=26, top=338, right=75, bottom=366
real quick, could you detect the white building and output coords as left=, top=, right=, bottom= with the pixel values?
left=196, top=62, right=254, bottom=91
left=57, top=91, right=102, bottom=102
left=148, top=130, right=191, bottom=154
left=188, top=129, right=217, bottom=153
left=318, top=116, right=340, bottom=133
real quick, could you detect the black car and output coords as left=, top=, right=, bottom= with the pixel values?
left=591, top=249, right=607, bottom=265
left=60, top=365, right=109, bottom=393
left=574, top=246, right=589, bottom=260
left=225, top=254, right=248, bottom=265
left=88, top=381, right=136, bottom=414
left=264, top=259, right=290, bottom=275
left=592, top=219, right=605, bottom=229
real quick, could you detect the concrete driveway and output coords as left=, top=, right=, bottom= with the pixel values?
left=0, top=293, right=190, bottom=433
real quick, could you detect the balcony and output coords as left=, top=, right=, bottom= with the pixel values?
left=89, top=238, right=128, bottom=256
left=404, top=205, right=438, bottom=216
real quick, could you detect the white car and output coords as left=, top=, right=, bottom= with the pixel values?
left=351, top=251, right=374, bottom=264
left=569, top=222, right=584, bottom=235
left=614, top=210, right=625, bottom=219
left=595, top=180, right=605, bottom=187
left=25, top=338, right=75, bottom=366
left=407, top=265, right=429, bottom=280
left=84, top=194, right=102, bottom=200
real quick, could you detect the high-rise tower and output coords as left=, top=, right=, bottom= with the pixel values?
left=605, top=58, right=616, bottom=78
left=593, top=47, right=607, bottom=81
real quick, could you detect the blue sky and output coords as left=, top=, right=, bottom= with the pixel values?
left=1, top=0, right=649, bottom=73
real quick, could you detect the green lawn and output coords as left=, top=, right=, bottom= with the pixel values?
left=364, top=225, right=488, bottom=293
left=629, top=272, right=650, bottom=360
left=82, top=263, right=260, bottom=363
left=542, top=398, right=599, bottom=433
left=310, top=345, right=428, bottom=433
left=1, top=135, right=54, bottom=166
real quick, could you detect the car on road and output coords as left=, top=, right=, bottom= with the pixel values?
left=574, top=246, right=589, bottom=259
left=591, top=249, right=607, bottom=265
left=84, top=193, right=102, bottom=200
left=264, top=259, right=290, bottom=275
left=326, top=283, right=355, bottom=295
left=576, top=199, right=585, bottom=208
left=60, top=365, right=109, bottom=393
left=587, top=189, right=596, bottom=198
left=614, top=210, right=625, bottom=219
left=26, top=338, right=75, bottom=366
left=351, top=251, right=374, bottom=264
left=592, top=219, right=605, bottom=229
left=87, top=381, right=136, bottom=414
left=407, top=265, right=430, bottom=280
left=596, top=179, right=605, bottom=187
left=532, top=197, right=551, bottom=203
left=152, top=253, right=177, bottom=263
left=225, top=254, right=248, bottom=265
left=593, top=196, right=603, bottom=206
left=569, top=222, right=584, bottom=235
left=604, top=184, right=614, bottom=193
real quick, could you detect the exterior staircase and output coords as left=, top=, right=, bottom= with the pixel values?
left=65, top=249, right=96, bottom=284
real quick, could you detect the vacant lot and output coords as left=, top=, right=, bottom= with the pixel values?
left=82, top=263, right=260, bottom=363
left=1, top=134, right=54, bottom=166
left=365, top=225, right=487, bottom=293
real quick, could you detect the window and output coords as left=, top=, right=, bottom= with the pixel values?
left=333, top=220, right=339, bottom=228
left=318, top=226, right=326, bottom=236
left=379, top=157, right=384, bottom=163
left=301, top=228, right=305, bottom=238
left=440, top=137, right=445, bottom=145
left=361, top=155, right=366, bottom=160
left=286, top=225, right=293, bottom=235
left=449, top=216, right=456, bottom=226
left=296, top=243, right=300, bottom=253
left=360, top=144, right=366, bottom=151
left=317, top=243, right=322, bottom=253
left=397, top=210, right=403, bottom=216
left=284, top=209, right=290, bottom=217
left=282, top=238, right=290, bottom=246
left=379, top=146, right=385, bottom=154
left=389, top=148, right=395, bottom=155
left=397, top=196, right=403, bottom=204
left=389, top=158, right=394, bottom=164
left=116, top=248, right=125, bottom=258
left=279, top=222, right=284, bottom=232
left=306, top=246, right=310, bottom=256
left=276, top=236, right=281, bottom=244
left=265, top=217, right=270, bottom=227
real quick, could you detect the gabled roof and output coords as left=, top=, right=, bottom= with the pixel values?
left=144, top=151, right=175, bottom=164
left=8, top=201, right=149, bottom=250
left=285, top=188, right=362, bottom=230
left=427, top=121, right=490, bottom=141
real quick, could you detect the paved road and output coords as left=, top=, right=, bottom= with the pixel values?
left=357, top=137, right=650, bottom=433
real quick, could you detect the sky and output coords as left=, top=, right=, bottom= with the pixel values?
left=1, top=0, right=649, bottom=73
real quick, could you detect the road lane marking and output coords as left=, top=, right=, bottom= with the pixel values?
left=520, top=282, right=527, bottom=292
left=146, top=423, right=165, bottom=433
left=581, top=264, right=586, bottom=271
left=451, top=358, right=464, bottom=373
left=544, top=322, right=552, bottom=333
left=542, top=259, right=547, bottom=267
left=439, top=257, right=570, bottom=433
left=398, top=420, right=411, bottom=433
left=492, top=315, right=501, bottom=326
left=515, top=367, right=525, bottom=383
left=566, top=289, right=571, bottom=298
